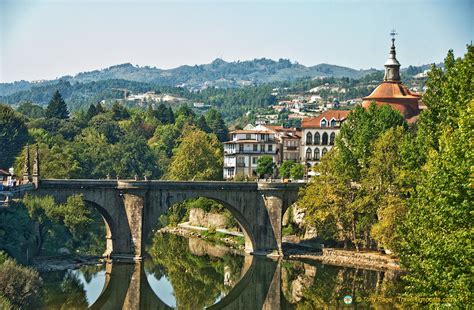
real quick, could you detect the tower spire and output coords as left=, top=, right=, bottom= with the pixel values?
left=384, top=29, right=401, bottom=82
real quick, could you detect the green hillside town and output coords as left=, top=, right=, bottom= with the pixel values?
left=0, top=0, right=472, bottom=309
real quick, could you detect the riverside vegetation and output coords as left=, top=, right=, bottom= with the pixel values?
left=0, top=46, right=472, bottom=308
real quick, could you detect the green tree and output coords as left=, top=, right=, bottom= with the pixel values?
left=398, top=46, right=473, bottom=305
left=22, top=194, right=92, bottom=255
left=85, top=103, right=98, bottom=121
left=290, top=163, right=305, bottom=180
left=166, top=129, right=223, bottom=181
left=279, top=160, right=295, bottom=179
left=363, top=127, right=410, bottom=253
left=336, top=104, right=406, bottom=181
left=197, top=115, right=211, bottom=133
left=16, top=101, right=45, bottom=119
left=0, top=259, right=41, bottom=309
left=256, top=155, right=275, bottom=178
left=0, top=104, right=29, bottom=168
left=45, top=90, right=69, bottom=119
left=205, top=109, right=229, bottom=142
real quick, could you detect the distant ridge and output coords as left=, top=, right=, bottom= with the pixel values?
left=0, top=58, right=378, bottom=96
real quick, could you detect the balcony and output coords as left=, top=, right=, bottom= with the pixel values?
left=285, top=146, right=298, bottom=151
left=236, top=163, right=246, bottom=167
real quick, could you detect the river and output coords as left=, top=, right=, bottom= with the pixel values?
left=39, top=233, right=403, bottom=309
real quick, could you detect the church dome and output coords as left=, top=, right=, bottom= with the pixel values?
left=362, top=31, right=422, bottom=121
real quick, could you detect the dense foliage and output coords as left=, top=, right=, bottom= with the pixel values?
left=0, top=257, right=42, bottom=309
left=397, top=47, right=473, bottom=305
left=298, top=45, right=473, bottom=305
left=0, top=104, right=29, bottom=168
left=11, top=94, right=226, bottom=180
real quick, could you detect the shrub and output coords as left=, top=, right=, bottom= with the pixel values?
left=0, top=259, right=42, bottom=309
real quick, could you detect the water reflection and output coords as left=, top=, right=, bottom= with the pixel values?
left=40, top=234, right=402, bottom=309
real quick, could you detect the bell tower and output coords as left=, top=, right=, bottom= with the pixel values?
left=383, top=29, right=401, bottom=82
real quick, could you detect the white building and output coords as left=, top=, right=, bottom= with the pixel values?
left=300, top=110, right=351, bottom=174
left=223, top=125, right=281, bottom=179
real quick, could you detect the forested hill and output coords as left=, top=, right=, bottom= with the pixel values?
left=1, top=58, right=378, bottom=96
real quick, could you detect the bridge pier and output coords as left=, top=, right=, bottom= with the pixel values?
left=122, top=194, right=145, bottom=261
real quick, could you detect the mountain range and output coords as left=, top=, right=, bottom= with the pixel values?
left=1, top=58, right=382, bottom=96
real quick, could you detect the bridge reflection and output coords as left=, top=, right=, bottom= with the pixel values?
left=89, top=256, right=281, bottom=310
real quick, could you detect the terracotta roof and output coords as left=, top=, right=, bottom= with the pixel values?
left=301, top=110, right=351, bottom=128
left=362, top=81, right=422, bottom=119
left=263, top=125, right=299, bottom=133
left=363, top=82, right=421, bottom=100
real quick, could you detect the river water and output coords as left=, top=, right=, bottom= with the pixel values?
left=39, top=233, right=403, bottom=309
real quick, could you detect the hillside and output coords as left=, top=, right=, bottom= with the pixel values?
left=0, top=58, right=378, bottom=96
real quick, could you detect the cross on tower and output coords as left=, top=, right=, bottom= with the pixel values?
left=390, top=29, right=398, bottom=43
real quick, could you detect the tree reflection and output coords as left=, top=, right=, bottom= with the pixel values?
left=280, top=261, right=403, bottom=309
left=41, top=270, right=88, bottom=309
left=145, top=233, right=244, bottom=309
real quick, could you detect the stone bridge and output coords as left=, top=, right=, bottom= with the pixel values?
left=30, top=179, right=304, bottom=260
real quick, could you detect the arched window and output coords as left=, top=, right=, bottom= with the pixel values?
left=314, top=132, right=320, bottom=145
left=305, top=148, right=312, bottom=160
left=322, top=148, right=328, bottom=157
left=314, top=148, right=320, bottom=160
left=330, top=132, right=335, bottom=145
left=320, top=119, right=327, bottom=127
left=322, top=132, right=328, bottom=145
left=306, top=132, right=313, bottom=145
left=330, top=119, right=337, bottom=127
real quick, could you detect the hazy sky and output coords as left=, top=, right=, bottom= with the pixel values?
left=0, top=0, right=472, bottom=82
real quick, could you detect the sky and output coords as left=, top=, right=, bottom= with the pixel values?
left=0, top=0, right=472, bottom=82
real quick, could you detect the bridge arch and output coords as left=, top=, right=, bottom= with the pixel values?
left=82, top=199, right=116, bottom=258
left=144, top=193, right=257, bottom=254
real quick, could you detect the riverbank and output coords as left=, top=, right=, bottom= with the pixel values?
left=158, top=225, right=246, bottom=252
left=286, top=248, right=402, bottom=272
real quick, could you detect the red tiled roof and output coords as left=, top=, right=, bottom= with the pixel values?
left=362, top=81, right=422, bottom=119
left=301, top=110, right=351, bottom=128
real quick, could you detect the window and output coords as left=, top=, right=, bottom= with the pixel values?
left=260, top=134, right=266, bottom=141
left=260, top=144, right=265, bottom=152
left=253, top=144, right=258, bottom=152
left=252, top=157, right=257, bottom=164
left=322, top=148, right=328, bottom=157
left=305, top=148, right=312, bottom=160
left=321, top=119, right=327, bottom=127
left=314, top=148, right=320, bottom=160
left=239, top=144, right=244, bottom=152
left=268, top=145, right=273, bottom=152
left=322, top=132, right=328, bottom=145
left=314, top=132, right=320, bottom=145
left=306, top=132, right=313, bottom=145
left=330, top=132, right=335, bottom=145
left=330, top=119, right=337, bottom=127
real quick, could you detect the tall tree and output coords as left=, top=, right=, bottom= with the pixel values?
left=45, top=90, right=69, bottom=119
left=398, top=46, right=473, bottom=305
left=0, top=104, right=29, bottom=168
left=205, top=109, right=228, bottom=142
left=166, top=129, right=223, bottom=181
